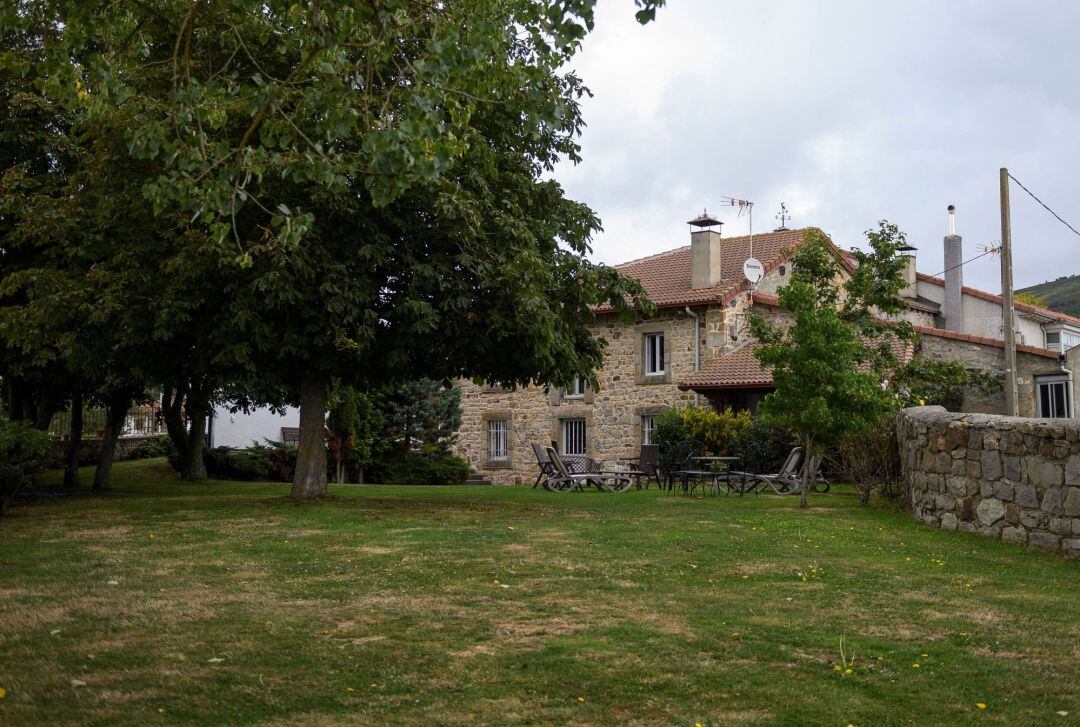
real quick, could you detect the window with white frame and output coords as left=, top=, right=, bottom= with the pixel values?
left=488, top=419, right=509, bottom=461
left=642, top=415, right=656, bottom=445
left=565, top=377, right=586, bottom=399
left=561, top=418, right=587, bottom=456
left=1036, top=375, right=1072, bottom=419
left=644, top=332, right=665, bottom=375
left=1045, top=330, right=1080, bottom=353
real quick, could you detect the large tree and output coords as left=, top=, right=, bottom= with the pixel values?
left=17, top=0, right=661, bottom=500
left=750, top=223, right=913, bottom=507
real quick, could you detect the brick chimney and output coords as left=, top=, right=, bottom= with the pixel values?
left=688, top=212, right=723, bottom=289
left=943, top=205, right=963, bottom=332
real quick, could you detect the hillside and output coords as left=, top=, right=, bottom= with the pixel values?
left=1018, top=274, right=1080, bottom=317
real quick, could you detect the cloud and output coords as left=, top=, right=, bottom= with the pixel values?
left=558, top=0, right=1080, bottom=292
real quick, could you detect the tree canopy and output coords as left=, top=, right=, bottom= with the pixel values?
left=0, top=1, right=662, bottom=497
left=750, top=223, right=913, bottom=507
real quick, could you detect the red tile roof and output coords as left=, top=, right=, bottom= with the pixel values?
left=913, top=325, right=1060, bottom=359
left=678, top=334, right=916, bottom=391
left=679, top=344, right=772, bottom=390
left=916, top=273, right=1080, bottom=327
left=605, top=228, right=811, bottom=310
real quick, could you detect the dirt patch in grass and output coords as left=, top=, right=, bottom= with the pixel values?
left=352, top=546, right=401, bottom=555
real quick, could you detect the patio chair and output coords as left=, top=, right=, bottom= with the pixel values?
left=801, top=455, right=830, bottom=493
left=660, top=439, right=715, bottom=495
left=617, top=444, right=660, bottom=489
left=531, top=443, right=558, bottom=489
left=752, top=447, right=804, bottom=495
left=543, top=447, right=633, bottom=493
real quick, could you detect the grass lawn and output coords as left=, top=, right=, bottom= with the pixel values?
left=1, top=460, right=1078, bottom=725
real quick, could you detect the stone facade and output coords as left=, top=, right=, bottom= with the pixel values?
left=457, top=308, right=699, bottom=483
left=915, top=334, right=1063, bottom=416
left=898, top=406, right=1080, bottom=557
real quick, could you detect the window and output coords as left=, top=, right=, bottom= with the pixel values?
left=1036, top=375, right=1071, bottom=419
left=644, top=332, right=665, bottom=375
left=561, top=418, right=587, bottom=455
left=488, top=419, right=508, bottom=461
left=1045, top=331, right=1080, bottom=353
left=642, top=415, right=656, bottom=445
left=565, top=377, right=586, bottom=399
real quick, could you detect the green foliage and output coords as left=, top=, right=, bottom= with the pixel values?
left=1018, top=275, right=1080, bottom=317
left=891, top=359, right=1002, bottom=412
left=650, top=406, right=788, bottom=475
left=1014, top=291, right=1048, bottom=309
left=0, top=419, right=52, bottom=512
left=376, top=380, right=462, bottom=455
left=327, top=385, right=386, bottom=482
left=125, top=435, right=175, bottom=461
left=750, top=224, right=914, bottom=506
left=679, top=407, right=755, bottom=456
left=370, top=453, right=470, bottom=486
left=199, top=442, right=298, bottom=482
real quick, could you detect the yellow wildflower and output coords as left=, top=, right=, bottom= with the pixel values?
left=977, top=703, right=986, bottom=710
left=912, top=663, right=920, bottom=669
left=844, top=668, right=853, bottom=676
left=0, top=687, right=5, bottom=699
left=577, top=696, right=585, bottom=702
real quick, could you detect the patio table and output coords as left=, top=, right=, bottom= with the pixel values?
left=689, top=456, right=745, bottom=495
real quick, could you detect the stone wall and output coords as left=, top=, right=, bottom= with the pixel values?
left=455, top=307, right=702, bottom=483
left=916, top=334, right=1062, bottom=416
left=897, top=406, right=1080, bottom=556
left=48, top=434, right=165, bottom=468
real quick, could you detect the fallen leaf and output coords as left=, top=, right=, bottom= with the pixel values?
left=107, top=580, right=119, bottom=586
left=50, top=629, right=61, bottom=635
left=208, top=657, right=224, bottom=664
left=70, top=679, right=87, bottom=687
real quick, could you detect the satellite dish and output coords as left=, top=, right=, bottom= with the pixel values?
left=743, top=257, right=764, bottom=284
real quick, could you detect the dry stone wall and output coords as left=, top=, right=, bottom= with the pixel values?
left=897, top=406, right=1080, bottom=557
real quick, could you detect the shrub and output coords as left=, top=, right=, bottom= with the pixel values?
left=126, top=435, right=174, bottom=461
left=371, top=453, right=470, bottom=486
left=831, top=414, right=902, bottom=506
left=681, top=406, right=754, bottom=456
left=0, top=421, right=53, bottom=514
left=738, top=418, right=795, bottom=474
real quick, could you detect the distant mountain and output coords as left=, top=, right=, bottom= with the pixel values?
left=1018, top=274, right=1080, bottom=317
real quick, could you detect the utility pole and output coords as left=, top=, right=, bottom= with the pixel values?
left=999, top=167, right=1019, bottom=416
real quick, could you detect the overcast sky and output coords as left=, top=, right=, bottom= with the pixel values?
left=556, top=0, right=1080, bottom=294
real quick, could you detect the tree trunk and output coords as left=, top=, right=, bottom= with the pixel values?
left=291, top=376, right=328, bottom=501
left=92, top=391, right=130, bottom=492
left=180, top=393, right=209, bottom=481
left=800, top=436, right=812, bottom=509
left=182, top=414, right=208, bottom=481
left=63, top=393, right=84, bottom=489
left=162, top=383, right=211, bottom=481
left=33, top=390, right=59, bottom=432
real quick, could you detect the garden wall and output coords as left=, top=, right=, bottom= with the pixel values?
left=897, top=406, right=1080, bottom=557
left=48, top=434, right=162, bottom=467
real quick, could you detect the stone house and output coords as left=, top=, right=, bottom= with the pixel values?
left=455, top=214, right=1080, bottom=484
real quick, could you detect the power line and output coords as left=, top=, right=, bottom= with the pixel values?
left=927, top=246, right=998, bottom=279
left=1008, top=172, right=1080, bottom=239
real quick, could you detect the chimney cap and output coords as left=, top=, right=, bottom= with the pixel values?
left=897, top=242, right=918, bottom=253
left=688, top=211, right=722, bottom=228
